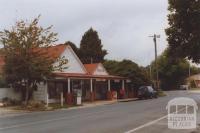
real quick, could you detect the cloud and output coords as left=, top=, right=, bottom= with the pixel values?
left=0, top=0, right=169, bottom=66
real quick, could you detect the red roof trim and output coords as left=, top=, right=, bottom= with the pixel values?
left=52, top=72, right=127, bottom=79
left=84, top=63, right=99, bottom=74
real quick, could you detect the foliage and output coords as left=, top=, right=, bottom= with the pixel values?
left=79, top=28, right=107, bottom=64
left=0, top=16, right=67, bottom=105
left=2, top=97, right=21, bottom=106
left=103, top=59, right=151, bottom=88
left=20, top=100, right=46, bottom=111
left=49, top=103, right=78, bottom=110
left=190, top=80, right=196, bottom=88
left=165, top=0, right=200, bottom=63
left=157, top=90, right=167, bottom=97
left=150, top=49, right=200, bottom=90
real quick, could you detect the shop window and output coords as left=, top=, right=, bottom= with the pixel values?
left=48, top=81, right=63, bottom=99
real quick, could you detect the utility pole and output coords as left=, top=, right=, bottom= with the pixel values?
left=149, top=34, right=160, bottom=90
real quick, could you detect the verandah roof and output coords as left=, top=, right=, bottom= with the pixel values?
left=52, top=72, right=127, bottom=80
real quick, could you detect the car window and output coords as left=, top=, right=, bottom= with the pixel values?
left=139, top=87, right=145, bottom=91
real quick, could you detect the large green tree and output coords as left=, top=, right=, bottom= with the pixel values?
left=166, top=0, right=200, bottom=63
left=150, top=49, right=200, bottom=90
left=0, top=16, right=67, bottom=104
left=79, top=28, right=107, bottom=64
left=104, top=59, right=151, bottom=88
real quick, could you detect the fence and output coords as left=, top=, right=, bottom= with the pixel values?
left=0, top=88, right=21, bottom=101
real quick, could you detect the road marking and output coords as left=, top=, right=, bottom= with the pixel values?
left=124, top=107, right=186, bottom=133
left=125, top=94, right=200, bottom=133
left=124, top=115, right=167, bottom=133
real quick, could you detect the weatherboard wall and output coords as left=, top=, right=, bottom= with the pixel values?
left=53, top=46, right=87, bottom=74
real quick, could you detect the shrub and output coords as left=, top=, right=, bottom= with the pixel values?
left=22, top=100, right=46, bottom=111
left=190, top=80, right=196, bottom=88
left=2, top=97, right=21, bottom=106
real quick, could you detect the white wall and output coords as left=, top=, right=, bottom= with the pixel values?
left=93, top=64, right=108, bottom=75
left=0, top=89, right=6, bottom=100
left=0, top=88, right=21, bottom=101
left=33, top=82, right=60, bottom=103
left=0, top=83, right=48, bottom=103
left=53, top=46, right=87, bottom=74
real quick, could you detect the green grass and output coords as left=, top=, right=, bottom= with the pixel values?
left=48, top=103, right=82, bottom=110
left=157, top=90, right=167, bottom=97
left=189, top=88, right=200, bottom=90
left=6, top=103, right=83, bottom=111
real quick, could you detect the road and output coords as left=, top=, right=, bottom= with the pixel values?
left=0, top=91, right=199, bottom=133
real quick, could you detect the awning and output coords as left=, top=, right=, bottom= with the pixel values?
left=52, top=72, right=127, bottom=80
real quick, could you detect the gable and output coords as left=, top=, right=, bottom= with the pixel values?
left=84, top=63, right=98, bottom=75
left=93, top=64, right=109, bottom=75
left=0, top=44, right=87, bottom=74
left=53, top=45, right=87, bottom=74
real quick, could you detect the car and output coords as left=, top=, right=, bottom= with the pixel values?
left=138, top=86, right=158, bottom=99
left=180, top=85, right=189, bottom=90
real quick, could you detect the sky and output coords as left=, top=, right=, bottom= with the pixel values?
left=0, top=0, right=169, bottom=66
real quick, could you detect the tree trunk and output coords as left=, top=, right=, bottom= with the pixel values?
left=25, top=83, right=29, bottom=106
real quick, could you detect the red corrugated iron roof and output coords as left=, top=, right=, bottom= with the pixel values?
left=0, top=44, right=66, bottom=64
left=0, top=44, right=127, bottom=80
left=46, top=44, right=66, bottom=59
left=0, top=44, right=66, bottom=73
left=35, top=44, right=66, bottom=60
left=84, top=63, right=99, bottom=74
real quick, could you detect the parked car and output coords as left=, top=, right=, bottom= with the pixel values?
left=138, top=86, right=158, bottom=99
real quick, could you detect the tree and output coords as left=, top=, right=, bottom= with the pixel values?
left=0, top=16, right=67, bottom=105
left=165, top=0, right=200, bottom=63
left=104, top=59, right=151, bottom=88
left=150, top=49, right=200, bottom=90
left=79, top=28, right=107, bottom=64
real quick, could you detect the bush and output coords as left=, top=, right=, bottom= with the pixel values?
left=157, top=90, right=166, bottom=97
left=190, top=80, right=196, bottom=88
left=22, top=100, right=46, bottom=111
left=2, top=97, right=21, bottom=106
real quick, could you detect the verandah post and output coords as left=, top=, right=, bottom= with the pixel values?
left=68, top=78, right=70, bottom=94
left=121, top=80, right=125, bottom=99
left=46, top=93, right=49, bottom=107
left=107, top=79, right=112, bottom=100
left=61, top=92, right=63, bottom=107
left=90, top=78, right=94, bottom=102
left=66, top=78, right=72, bottom=105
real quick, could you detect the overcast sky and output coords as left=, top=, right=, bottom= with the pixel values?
left=0, top=0, right=169, bottom=66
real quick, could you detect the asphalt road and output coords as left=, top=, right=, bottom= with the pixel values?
left=0, top=91, right=199, bottom=133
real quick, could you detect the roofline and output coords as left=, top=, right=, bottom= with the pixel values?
left=84, top=63, right=109, bottom=75
left=52, top=72, right=128, bottom=80
left=64, top=44, right=88, bottom=73
left=98, top=63, right=109, bottom=75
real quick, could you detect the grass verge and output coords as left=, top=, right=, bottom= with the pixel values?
left=157, top=90, right=167, bottom=97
